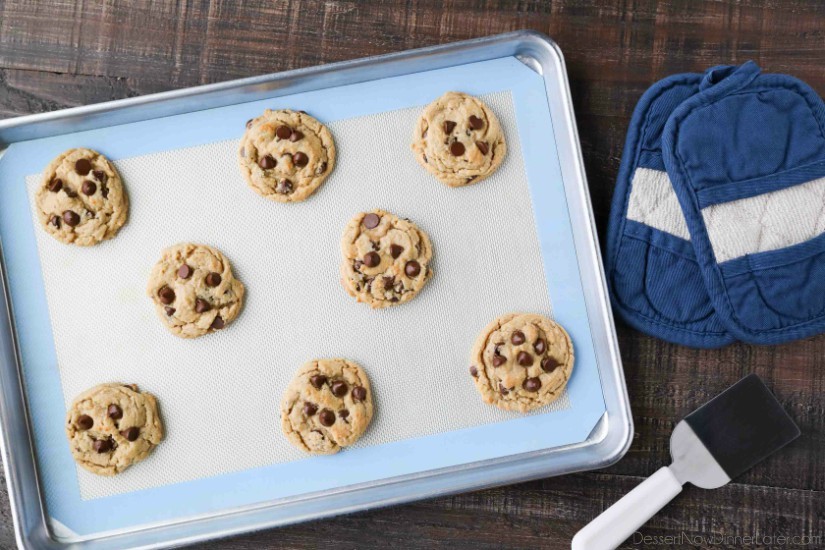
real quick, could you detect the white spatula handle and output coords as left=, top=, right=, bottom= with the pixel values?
left=571, top=466, right=683, bottom=550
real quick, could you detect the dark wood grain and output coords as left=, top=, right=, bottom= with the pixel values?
left=0, top=1, right=823, bottom=548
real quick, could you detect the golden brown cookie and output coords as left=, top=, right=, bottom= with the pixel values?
left=281, top=358, right=374, bottom=455
left=238, top=109, right=336, bottom=202
left=65, top=383, right=163, bottom=476
left=35, top=148, right=128, bottom=245
left=340, top=210, right=434, bottom=308
left=411, top=92, right=506, bottom=187
left=470, top=313, right=574, bottom=412
left=147, top=243, right=245, bottom=338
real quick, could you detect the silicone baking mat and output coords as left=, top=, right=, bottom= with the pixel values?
left=0, top=57, right=606, bottom=538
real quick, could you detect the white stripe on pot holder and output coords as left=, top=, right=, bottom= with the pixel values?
left=627, top=167, right=691, bottom=241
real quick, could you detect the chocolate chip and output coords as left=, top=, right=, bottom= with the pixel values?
left=164, top=306, right=175, bottom=316
left=80, top=180, right=96, bottom=195
left=121, top=427, right=139, bottom=441
left=93, top=170, right=107, bottom=183
left=205, top=272, right=222, bottom=287
left=293, top=152, right=309, bottom=167
left=390, top=244, right=404, bottom=258
left=450, top=141, right=465, bottom=156
left=259, top=154, right=276, bottom=169
left=310, top=374, right=328, bottom=389
left=48, top=178, right=62, bottom=193
left=352, top=386, right=367, bottom=401
left=178, top=264, right=193, bottom=279
left=62, top=210, right=80, bottom=226
left=339, top=409, right=350, bottom=419
left=405, top=261, right=421, bottom=277
left=363, top=213, right=380, bottom=229
left=523, top=377, right=541, bottom=392
left=275, top=125, right=292, bottom=139
left=210, top=316, right=225, bottom=330
left=499, top=384, right=509, bottom=396
left=492, top=354, right=506, bottom=367
left=195, top=298, right=211, bottom=313
left=289, top=130, right=304, bottom=142
left=276, top=179, right=293, bottom=194
left=517, top=351, right=534, bottom=367
left=363, top=251, right=381, bottom=268
left=303, top=402, right=318, bottom=416
left=77, top=415, right=93, bottom=430
left=49, top=215, right=61, bottom=228
left=469, top=115, right=484, bottom=129
left=107, top=404, right=123, bottom=419
left=331, top=380, right=348, bottom=397
left=246, top=118, right=254, bottom=128
left=158, top=286, right=175, bottom=305
left=470, top=366, right=478, bottom=377
left=316, top=161, right=327, bottom=175
left=511, top=331, right=525, bottom=345
left=64, top=188, right=78, bottom=198
left=319, top=409, right=335, bottom=426
left=541, top=357, right=560, bottom=373
left=422, top=128, right=428, bottom=138
left=443, top=120, right=456, bottom=134
left=534, top=339, right=546, bottom=354
left=101, top=185, right=109, bottom=198
left=94, top=438, right=113, bottom=453
left=353, top=260, right=363, bottom=271
left=75, top=158, right=92, bottom=175
left=476, top=141, right=489, bottom=155
left=371, top=240, right=380, bottom=251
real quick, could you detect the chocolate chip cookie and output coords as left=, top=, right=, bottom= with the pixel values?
left=147, top=243, right=245, bottom=338
left=65, top=383, right=163, bottom=476
left=35, top=148, right=128, bottom=246
left=238, top=109, right=336, bottom=202
left=470, top=313, right=574, bottom=412
left=281, top=358, right=374, bottom=455
left=411, top=92, right=506, bottom=187
left=340, top=210, right=433, bottom=308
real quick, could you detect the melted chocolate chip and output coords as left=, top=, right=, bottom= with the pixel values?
left=511, top=331, right=525, bottom=345
left=352, top=386, right=367, bottom=401
left=289, top=130, right=304, bottom=142
left=523, top=377, right=541, bottom=392
left=499, top=384, right=509, bottom=396
left=65, top=187, right=78, bottom=198
left=390, top=244, right=404, bottom=258
left=259, top=154, right=276, bottom=169
left=541, top=357, right=560, bottom=373
left=470, top=365, right=478, bottom=377
left=405, top=261, right=421, bottom=277
left=75, top=158, right=92, bottom=175
left=210, top=316, right=225, bottom=330
left=205, top=272, right=222, bottom=287
left=93, top=170, right=107, bottom=183
left=48, top=178, right=63, bottom=193
left=476, top=141, right=489, bottom=155
left=363, top=213, right=380, bottom=229
left=316, top=161, right=328, bottom=175
left=534, top=339, right=546, bottom=354
left=195, top=298, right=211, bottom=313
left=450, top=141, right=465, bottom=156
left=49, top=215, right=61, bottom=228
left=158, top=286, right=175, bottom=305
left=319, top=409, right=336, bottom=426
left=276, top=179, right=293, bottom=194
left=310, top=374, right=328, bottom=389
left=339, top=409, right=350, bottom=419
left=107, top=404, right=123, bottom=419
left=331, top=380, right=348, bottom=397
left=77, top=415, right=93, bottom=430
left=443, top=120, right=457, bottom=134
left=94, top=438, right=113, bottom=453
left=517, top=351, right=534, bottom=367
left=492, top=354, right=506, bottom=367
left=275, top=125, right=292, bottom=139
left=303, top=402, right=318, bottom=416
left=62, top=210, right=80, bottom=227
left=178, top=264, right=193, bottom=279
left=164, top=306, right=176, bottom=316
left=121, top=427, right=140, bottom=441
left=101, top=185, right=109, bottom=198
left=293, top=152, right=309, bottom=167
left=469, top=115, right=484, bottom=130
left=363, top=251, right=381, bottom=268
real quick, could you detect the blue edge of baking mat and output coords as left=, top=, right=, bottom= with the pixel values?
left=0, top=56, right=606, bottom=538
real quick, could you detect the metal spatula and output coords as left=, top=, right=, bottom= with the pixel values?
left=572, top=374, right=800, bottom=550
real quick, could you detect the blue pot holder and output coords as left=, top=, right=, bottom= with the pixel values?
left=606, top=72, right=736, bottom=348
left=609, top=61, right=825, bottom=347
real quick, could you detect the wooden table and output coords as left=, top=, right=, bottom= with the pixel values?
left=0, top=1, right=822, bottom=548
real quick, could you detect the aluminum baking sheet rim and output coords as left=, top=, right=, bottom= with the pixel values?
left=0, top=31, right=632, bottom=550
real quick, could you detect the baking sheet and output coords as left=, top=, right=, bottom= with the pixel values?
left=0, top=56, right=606, bottom=538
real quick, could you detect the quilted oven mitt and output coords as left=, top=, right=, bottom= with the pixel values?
left=662, top=61, right=825, bottom=345
left=606, top=71, right=735, bottom=348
